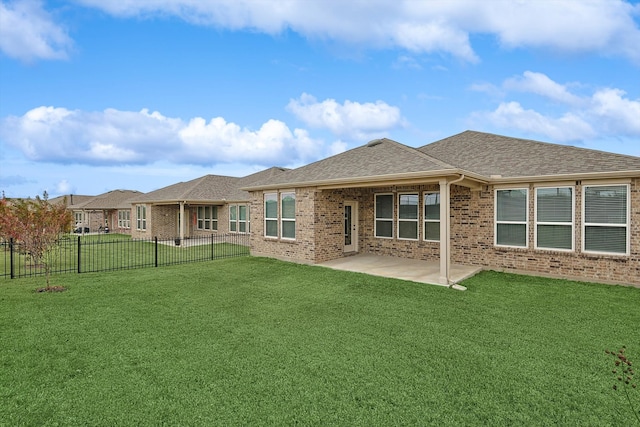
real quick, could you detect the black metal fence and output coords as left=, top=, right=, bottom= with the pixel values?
left=1, top=233, right=251, bottom=279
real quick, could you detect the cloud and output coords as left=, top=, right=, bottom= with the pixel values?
left=0, top=106, right=323, bottom=167
left=66, top=0, right=640, bottom=64
left=0, top=0, right=73, bottom=62
left=473, top=71, right=640, bottom=142
left=287, top=93, right=405, bottom=139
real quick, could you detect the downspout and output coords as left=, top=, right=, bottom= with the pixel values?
left=440, top=174, right=465, bottom=287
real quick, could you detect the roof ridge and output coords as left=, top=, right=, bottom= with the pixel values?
left=382, top=137, right=457, bottom=170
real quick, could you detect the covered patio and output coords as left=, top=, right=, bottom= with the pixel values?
left=318, top=254, right=482, bottom=290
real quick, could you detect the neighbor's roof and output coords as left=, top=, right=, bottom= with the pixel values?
left=419, top=131, right=640, bottom=179
left=79, top=190, right=144, bottom=210
left=243, top=131, right=640, bottom=190
left=131, top=167, right=288, bottom=204
left=50, top=194, right=93, bottom=207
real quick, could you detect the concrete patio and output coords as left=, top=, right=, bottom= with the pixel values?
left=318, top=253, right=483, bottom=290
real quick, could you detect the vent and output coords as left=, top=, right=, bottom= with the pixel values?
left=367, top=138, right=383, bottom=147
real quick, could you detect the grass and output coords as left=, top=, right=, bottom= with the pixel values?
left=1, top=257, right=639, bottom=425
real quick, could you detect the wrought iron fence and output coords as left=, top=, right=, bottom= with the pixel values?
left=1, top=233, right=250, bottom=279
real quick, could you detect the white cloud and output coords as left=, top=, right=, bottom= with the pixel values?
left=287, top=93, right=405, bottom=139
left=0, top=0, right=73, bottom=62
left=0, top=106, right=323, bottom=167
left=503, top=71, right=584, bottom=106
left=55, top=179, right=73, bottom=194
left=68, top=0, right=640, bottom=64
left=474, top=72, right=640, bottom=142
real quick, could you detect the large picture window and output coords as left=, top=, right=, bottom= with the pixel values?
left=264, top=193, right=278, bottom=238
left=583, top=184, right=629, bottom=255
left=424, top=192, right=440, bottom=241
left=535, top=187, right=573, bottom=251
left=375, top=194, right=393, bottom=238
left=281, top=192, right=296, bottom=239
left=197, top=206, right=217, bottom=231
left=398, top=194, right=419, bottom=240
left=136, top=205, right=147, bottom=231
left=495, top=189, right=528, bottom=247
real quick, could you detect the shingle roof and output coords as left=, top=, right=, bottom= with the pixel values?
left=419, top=130, right=640, bottom=178
left=80, top=190, right=144, bottom=210
left=131, top=167, right=288, bottom=204
left=242, top=138, right=456, bottom=189
left=50, top=194, right=94, bottom=207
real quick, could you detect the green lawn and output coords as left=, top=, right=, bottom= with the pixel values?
left=1, top=257, right=638, bottom=425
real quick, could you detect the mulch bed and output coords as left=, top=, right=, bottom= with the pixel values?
left=35, top=286, right=67, bottom=293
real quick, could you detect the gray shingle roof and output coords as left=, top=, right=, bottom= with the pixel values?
left=131, top=167, right=288, bottom=204
left=80, top=190, right=144, bottom=210
left=419, top=131, right=640, bottom=178
left=242, top=138, right=456, bottom=189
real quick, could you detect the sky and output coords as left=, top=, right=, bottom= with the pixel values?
left=1, top=0, right=639, bottom=199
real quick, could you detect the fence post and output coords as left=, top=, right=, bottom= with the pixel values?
left=9, top=238, right=15, bottom=279
left=155, top=237, right=158, bottom=267
left=77, top=235, right=81, bottom=274
left=211, top=234, right=214, bottom=260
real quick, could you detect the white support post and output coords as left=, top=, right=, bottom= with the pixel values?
left=179, top=202, right=185, bottom=242
left=439, top=179, right=451, bottom=285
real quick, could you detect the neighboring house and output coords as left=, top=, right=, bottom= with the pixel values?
left=50, top=194, right=101, bottom=232
left=129, top=167, right=287, bottom=240
left=76, top=190, right=144, bottom=235
left=242, top=130, right=640, bottom=286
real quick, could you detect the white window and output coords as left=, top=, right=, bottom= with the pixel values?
left=281, top=192, right=296, bottom=240
left=583, top=184, right=629, bottom=255
left=118, top=210, right=131, bottom=229
left=375, top=194, right=393, bottom=238
left=136, top=205, right=147, bottom=231
left=398, top=193, right=419, bottom=240
left=535, top=187, right=574, bottom=251
left=495, top=188, right=528, bottom=247
left=264, top=193, right=278, bottom=238
left=229, top=205, right=249, bottom=233
left=424, top=192, right=440, bottom=241
left=74, top=211, right=84, bottom=226
left=197, top=206, right=217, bottom=231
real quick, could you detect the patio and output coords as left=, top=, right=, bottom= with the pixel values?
left=318, top=253, right=482, bottom=290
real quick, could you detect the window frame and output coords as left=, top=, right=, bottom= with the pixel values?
left=280, top=191, right=296, bottom=240
left=534, top=186, right=574, bottom=252
left=375, top=193, right=394, bottom=239
left=494, top=188, right=529, bottom=248
left=397, top=193, right=419, bottom=241
left=117, top=210, right=131, bottom=229
left=582, top=183, right=630, bottom=256
left=136, top=205, right=147, bottom=231
left=264, top=193, right=278, bottom=238
left=423, top=191, right=440, bottom=242
left=197, top=206, right=217, bottom=231
left=229, top=204, right=249, bottom=234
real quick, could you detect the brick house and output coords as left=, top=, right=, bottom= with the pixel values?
left=76, top=190, right=144, bottom=235
left=243, top=131, right=640, bottom=286
left=129, top=167, right=287, bottom=240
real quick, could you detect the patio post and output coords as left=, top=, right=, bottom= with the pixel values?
left=179, top=201, right=185, bottom=243
left=439, top=179, right=451, bottom=284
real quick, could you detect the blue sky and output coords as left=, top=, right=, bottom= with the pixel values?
left=1, top=0, right=639, bottom=198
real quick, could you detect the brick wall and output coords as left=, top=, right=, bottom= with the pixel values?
left=249, top=178, right=640, bottom=286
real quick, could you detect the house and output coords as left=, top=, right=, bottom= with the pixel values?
left=49, top=194, right=100, bottom=232
left=242, top=131, right=640, bottom=286
left=129, top=167, right=287, bottom=240
left=76, top=190, right=144, bottom=234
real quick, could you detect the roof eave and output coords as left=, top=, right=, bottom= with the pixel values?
left=487, top=170, right=640, bottom=184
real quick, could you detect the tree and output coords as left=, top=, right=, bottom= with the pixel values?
left=0, top=193, right=74, bottom=289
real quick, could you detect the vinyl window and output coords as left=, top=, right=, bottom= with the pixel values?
left=398, top=193, right=419, bottom=240
left=495, top=189, right=528, bottom=247
left=535, top=187, right=574, bottom=251
left=136, top=205, right=147, bottom=231
left=583, top=184, right=629, bottom=255
left=375, top=194, right=393, bottom=238
left=264, top=193, right=278, bottom=238
left=281, top=192, right=296, bottom=240
left=197, top=206, right=217, bottom=231
left=117, top=210, right=131, bottom=229
left=424, top=192, right=440, bottom=241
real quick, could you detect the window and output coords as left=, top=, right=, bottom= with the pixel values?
left=281, top=192, right=296, bottom=239
left=424, top=192, right=440, bottom=241
left=495, top=189, right=528, bottom=247
left=398, top=194, right=419, bottom=240
left=239, top=205, right=249, bottom=233
left=375, top=194, right=393, bottom=238
left=583, top=184, right=629, bottom=255
left=197, top=206, right=217, bottom=231
left=229, top=205, right=248, bottom=233
left=229, top=205, right=237, bottom=232
left=136, top=205, right=147, bottom=231
left=264, top=193, right=278, bottom=238
left=118, top=210, right=131, bottom=229
left=535, top=187, right=573, bottom=251
left=74, top=211, right=84, bottom=226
